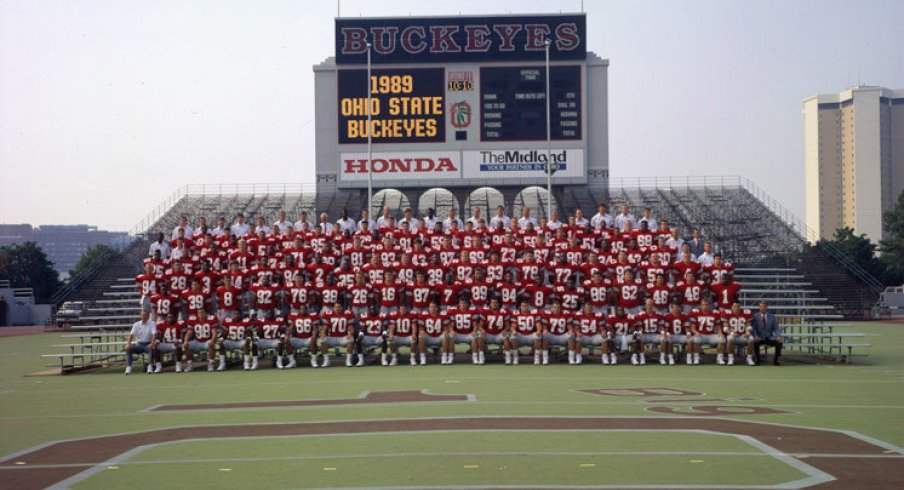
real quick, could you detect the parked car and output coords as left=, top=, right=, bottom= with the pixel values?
left=56, top=301, right=86, bottom=327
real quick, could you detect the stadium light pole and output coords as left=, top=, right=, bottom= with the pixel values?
left=544, top=37, right=552, bottom=220
left=366, top=41, right=373, bottom=218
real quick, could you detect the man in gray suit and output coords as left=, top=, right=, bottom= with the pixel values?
left=751, top=302, right=783, bottom=365
left=686, top=228, right=705, bottom=258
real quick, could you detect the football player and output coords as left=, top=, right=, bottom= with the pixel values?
left=183, top=309, right=219, bottom=372
left=721, top=302, right=756, bottom=366
left=388, top=304, right=419, bottom=366
left=418, top=302, right=447, bottom=365
left=152, top=312, right=185, bottom=373
left=509, top=300, right=543, bottom=365
left=286, top=304, right=320, bottom=368
left=320, top=302, right=356, bottom=367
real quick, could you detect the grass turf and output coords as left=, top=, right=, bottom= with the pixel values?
left=0, top=322, right=901, bottom=488
left=75, top=432, right=805, bottom=489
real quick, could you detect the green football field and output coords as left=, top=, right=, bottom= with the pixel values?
left=1, top=322, right=902, bottom=489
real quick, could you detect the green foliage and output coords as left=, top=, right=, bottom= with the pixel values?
left=69, top=244, right=119, bottom=281
left=0, top=242, right=61, bottom=302
left=879, top=190, right=904, bottom=284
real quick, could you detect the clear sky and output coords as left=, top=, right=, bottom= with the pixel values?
left=1, top=0, right=901, bottom=232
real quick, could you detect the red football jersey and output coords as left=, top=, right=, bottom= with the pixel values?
left=358, top=312, right=386, bottom=337
left=721, top=308, right=753, bottom=335
left=255, top=317, right=285, bottom=340
left=287, top=312, right=319, bottom=339
left=583, top=278, right=612, bottom=307
left=634, top=311, right=663, bottom=334
left=347, top=284, right=373, bottom=308
left=496, top=282, right=522, bottom=309
left=510, top=309, right=540, bottom=335
left=150, top=293, right=180, bottom=318
left=646, top=284, right=674, bottom=310
left=662, top=312, right=689, bottom=335
left=322, top=310, right=354, bottom=337
left=389, top=311, right=418, bottom=337
left=614, top=279, right=644, bottom=309
left=676, top=280, right=707, bottom=306
left=524, top=284, right=554, bottom=310
left=480, top=307, right=508, bottom=335
left=606, top=314, right=636, bottom=336
left=419, top=310, right=447, bottom=337
left=447, top=306, right=478, bottom=334
left=222, top=317, right=253, bottom=341
left=215, top=285, right=242, bottom=311
left=464, top=279, right=491, bottom=307
left=187, top=317, right=218, bottom=342
left=690, top=309, right=721, bottom=335
left=406, top=284, right=434, bottom=309
left=136, top=273, right=162, bottom=296
left=318, top=285, right=342, bottom=309
left=250, top=284, right=280, bottom=309
left=710, top=282, right=742, bottom=309
left=155, top=320, right=187, bottom=343
left=181, top=290, right=209, bottom=317
left=574, top=310, right=605, bottom=336
left=543, top=310, right=572, bottom=336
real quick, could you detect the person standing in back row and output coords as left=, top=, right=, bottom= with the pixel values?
left=751, top=302, right=783, bottom=366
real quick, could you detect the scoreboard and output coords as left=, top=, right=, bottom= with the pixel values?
left=338, top=68, right=445, bottom=144
left=480, top=66, right=582, bottom=142
left=315, top=13, right=608, bottom=188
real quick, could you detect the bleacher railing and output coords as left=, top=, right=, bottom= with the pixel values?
left=128, top=183, right=318, bottom=238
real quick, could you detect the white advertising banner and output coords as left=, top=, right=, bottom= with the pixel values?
left=339, top=152, right=462, bottom=181
left=462, top=149, right=585, bottom=179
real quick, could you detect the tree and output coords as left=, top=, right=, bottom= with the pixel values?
left=69, top=244, right=119, bottom=281
left=879, top=190, right=904, bottom=285
left=817, top=227, right=887, bottom=283
left=0, top=242, right=61, bottom=302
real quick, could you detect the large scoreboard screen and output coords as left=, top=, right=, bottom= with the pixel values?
left=337, top=68, right=445, bottom=144
left=320, top=13, right=604, bottom=187
left=480, top=66, right=582, bottom=142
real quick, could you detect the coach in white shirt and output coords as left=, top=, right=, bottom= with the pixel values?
left=230, top=213, right=250, bottom=237
left=294, top=211, right=313, bottom=232
left=517, top=207, right=538, bottom=230
left=358, top=209, right=377, bottom=231
left=443, top=209, right=464, bottom=231
left=591, top=203, right=613, bottom=229
left=489, top=206, right=511, bottom=229
left=171, top=216, right=194, bottom=241
left=255, top=216, right=272, bottom=235
left=148, top=232, right=171, bottom=259
left=422, top=208, right=439, bottom=230
left=273, top=211, right=293, bottom=235
left=376, top=206, right=393, bottom=229
left=336, top=209, right=357, bottom=234
left=638, top=207, right=658, bottom=231
left=210, top=217, right=228, bottom=237
left=399, top=208, right=420, bottom=230
left=546, top=210, right=563, bottom=230
left=665, top=227, right=685, bottom=253
left=466, top=208, right=482, bottom=228
left=125, top=310, right=156, bottom=375
left=695, top=241, right=715, bottom=266
left=574, top=209, right=590, bottom=228
left=614, top=205, right=636, bottom=231
left=318, top=213, right=334, bottom=233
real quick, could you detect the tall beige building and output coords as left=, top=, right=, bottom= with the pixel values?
left=803, top=86, right=904, bottom=242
